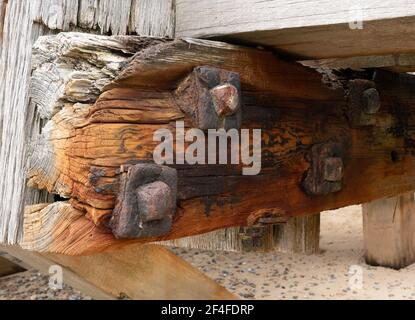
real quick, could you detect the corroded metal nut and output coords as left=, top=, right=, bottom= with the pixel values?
left=175, top=66, right=242, bottom=130
left=136, top=181, right=175, bottom=224
left=302, top=142, right=345, bottom=196
left=323, top=157, right=344, bottom=182
left=210, top=84, right=241, bottom=117
left=362, top=88, right=381, bottom=114
left=110, top=164, right=177, bottom=239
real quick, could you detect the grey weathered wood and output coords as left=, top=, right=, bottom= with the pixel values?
left=301, top=54, right=415, bottom=73
left=176, top=0, right=415, bottom=59
left=0, top=0, right=175, bottom=245
left=363, top=193, right=415, bottom=269
left=32, top=0, right=175, bottom=37
left=274, top=214, right=320, bottom=255
left=163, top=214, right=320, bottom=254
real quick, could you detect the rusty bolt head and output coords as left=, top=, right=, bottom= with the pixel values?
left=210, top=84, right=241, bottom=117
left=362, top=88, right=381, bottom=114
left=136, top=181, right=175, bottom=224
left=323, top=157, right=344, bottom=182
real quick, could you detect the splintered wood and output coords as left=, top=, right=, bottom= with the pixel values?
left=0, top=0, right=175, bottom=245
left=22, top=32, right=415, bottom=255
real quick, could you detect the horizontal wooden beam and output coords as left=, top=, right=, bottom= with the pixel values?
left=23, top=33, right=415, bottom=255
left=176, top=0, right=415, bottom=59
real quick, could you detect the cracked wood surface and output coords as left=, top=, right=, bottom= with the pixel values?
left=22, top=33, right=415, bottom=255
left=0, top=0, right=175, bottom=245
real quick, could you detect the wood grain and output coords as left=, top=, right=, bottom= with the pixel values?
left=176, top=0, right=415, bottom=59
left=23, top=34, right=415, bottom=255
left=363, top=193, right=415, bottom=269
left=301, top=54, right=415, bottom=73
left=3, top=244, right=234, bottom=300
left=0, top=0, right=175, bottom=245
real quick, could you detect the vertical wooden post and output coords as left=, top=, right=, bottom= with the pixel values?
left=363, top=193, right=415, bottom=269
left=162, top=213, right=320, bottom=254
left=273, top=214, right=321, bottom=255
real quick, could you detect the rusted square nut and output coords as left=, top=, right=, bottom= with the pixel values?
left=348, top=79, right=381, bottom=126
left=323, top=157, right=344, bottom=182
left=136, top=181, right=175, bottom=223
left=302, top=142, right=345, bottom=196
left=175, top=66, right=242, bottom=130
left=110, top=164, right=177, bottom=239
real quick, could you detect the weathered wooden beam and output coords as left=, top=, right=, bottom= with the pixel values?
left=31, top=0, right=175, bottom=37
left=363, top=193, right=415, bottom=270
left=301, top=54, right=415, bottom=73
left=176, top=0, right=415, bottom=59
left=2, top=244, right=235, bottom=300
left=22, top=32, right=415, bottom=256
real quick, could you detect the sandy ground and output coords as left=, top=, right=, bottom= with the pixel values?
left=1, top=205, right=415, bottom=300
left=174, top=205, right=415, bottom=300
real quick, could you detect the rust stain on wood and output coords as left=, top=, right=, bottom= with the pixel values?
left=23, top=36, right=415, bottom=255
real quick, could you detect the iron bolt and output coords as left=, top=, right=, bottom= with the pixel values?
left=210, top=84, right=241, bottom=117
left=362, top=88, right=381, bottom=114
left=136, top=181, right=175, bottom=224
left=323, top=157, right=344, bottom=182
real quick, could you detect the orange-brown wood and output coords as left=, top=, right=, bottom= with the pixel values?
left=25, top=38, right=415, bottom=255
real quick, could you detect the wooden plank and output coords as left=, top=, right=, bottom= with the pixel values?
left=301, top=54, right=415, bottom=73
left=176, top=0, right=415, bottom=59
left=32, top=0, right=175, bottom=37
left=23, top=34, right=415, bottom=254
left=363, top=193, right=415, bottom=269
left=1, top=245, right=115, bottom=299
left=0, top=255, right=25, bottom=277
left=21, top=33, right=415, bottom=255
left=2, top=245, right=236, bottom=300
